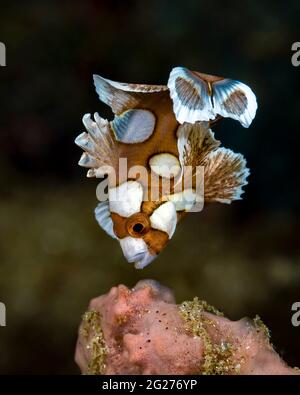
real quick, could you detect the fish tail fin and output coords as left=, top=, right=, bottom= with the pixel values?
left=168, top=66, right=257, bottom=127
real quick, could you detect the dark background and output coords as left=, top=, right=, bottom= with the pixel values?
left=0, top=0, right=299, bottom=374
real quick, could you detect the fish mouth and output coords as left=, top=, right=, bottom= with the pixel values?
left=127, top=252, right=147, bottom=263
left=134, top=253, right=156, bottom=269
left=119, top=236, right=155, bottom=269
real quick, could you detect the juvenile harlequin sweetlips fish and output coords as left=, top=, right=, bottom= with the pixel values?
left=75, top=66, right=257, bottom=269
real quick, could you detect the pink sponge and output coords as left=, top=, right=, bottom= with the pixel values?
left=75, top=280, right=299, bottom=375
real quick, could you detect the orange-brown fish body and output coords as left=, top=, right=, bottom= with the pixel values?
left=75, top=67, right=257, bottom=268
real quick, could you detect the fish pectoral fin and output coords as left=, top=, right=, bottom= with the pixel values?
left=95, top=200, right=118, bottom=239
left=75, top=113, right=118, bottom=177
left=93, top=74, right=168, bottom=114
left=204, top=147, right=250, bottom=204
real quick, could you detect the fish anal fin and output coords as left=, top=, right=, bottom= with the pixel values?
left=204, top=147, right=250, bottom=203
left=177, top=122, right=220, bottom=169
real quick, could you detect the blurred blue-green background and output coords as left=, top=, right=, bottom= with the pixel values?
left=0, top=0, right=299, bottom=373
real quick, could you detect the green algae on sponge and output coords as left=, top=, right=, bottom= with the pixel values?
left=80, top=309, right=108, bottom=375
left=179, top=297, right=242, bottom=375
left=253, top=314, right=271, bottom=340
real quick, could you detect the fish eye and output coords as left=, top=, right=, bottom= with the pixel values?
left=126, top=213, right=150, bottom=238
left=133, top=223, right=144, bottom=233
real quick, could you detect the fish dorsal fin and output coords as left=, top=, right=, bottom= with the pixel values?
left=204, top=147, right=250, bottom=203
left=111, top=109, right=156, bottom=143
left=93, top=74, right=167, bottom=114
left=75, top=112, right=118, bottom=178
left=95, top=200, right=118, bottom=239
left=168, top=67, right=257, bottom=127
